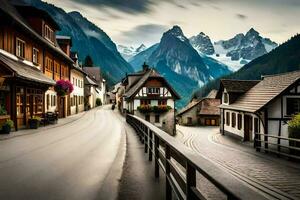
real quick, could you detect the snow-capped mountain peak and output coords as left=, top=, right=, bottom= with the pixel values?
left=164, top=25, right=189, bottom=43
left=189, top=32, right=215, bottom=55
left=117, top=44, right=147, bottom=61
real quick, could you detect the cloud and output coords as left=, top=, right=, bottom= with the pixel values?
left=118, top=24, right=168, bottom=45
left=236, top=13, right=247, bottom=20
left=69, top=0, right=205, bottom=14
left=71, top=0, right=153, bottom=14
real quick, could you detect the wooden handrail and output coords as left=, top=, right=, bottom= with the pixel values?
left=254, top=132, right=300, bottom=160
left=127, top=114, right=268, bottom=200
left=255, top=133, right=300, bottom=143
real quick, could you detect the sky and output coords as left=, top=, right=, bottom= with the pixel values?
left=43, top=0, right=300, bottom=47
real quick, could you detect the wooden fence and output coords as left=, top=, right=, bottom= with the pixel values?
left=254, top=133, right=300, bottom=160
left=127, top=114, right=268, bottom=200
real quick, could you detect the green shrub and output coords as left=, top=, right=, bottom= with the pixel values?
left=96, top=98, right=102, bottom=106
left=288, top=114, right=300, bottom=138
left=4, top=119, right=14, bottom=128
left=0, top=106, right=7, bottom=115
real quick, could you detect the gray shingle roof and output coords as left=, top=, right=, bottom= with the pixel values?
left=221, top=79, right=260, bottom=93
left=220, top=70, right=300, bottom=112
left=0, top=51, right=55, bottom=85
left=198, top=98, right=220, bottom=116
left=177, top=99, right=201, bottom=116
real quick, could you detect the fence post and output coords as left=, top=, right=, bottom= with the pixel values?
left=149, top=130, right=153, bottom=161
left=154, top=135, right=160, bottom=178
left=165, top=145, right=172, bottom=200
left=186, top=162, right=197, bottom=200
left=145, top=127, right=148, bottom=153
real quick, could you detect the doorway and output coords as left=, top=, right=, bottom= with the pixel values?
left=244, top=115, right=253, bottom=141
left=58, top=97, right=65, bottom=118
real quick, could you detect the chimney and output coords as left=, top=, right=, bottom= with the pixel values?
left=142, top=62, right=149, bottom=71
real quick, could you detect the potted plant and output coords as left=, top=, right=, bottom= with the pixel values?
left=288, top=113, right=300, bottom=156
left=54, top=80, right=74, bottom=96
left=137, top=105, right=152, bottom=113
left=96, top=98, right=102, bottom=107
left=28, top=116, right=41, bottom=129
left=1, top=119, right=14, bottom=134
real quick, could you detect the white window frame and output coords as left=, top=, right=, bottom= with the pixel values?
left=33, top=47, right=39, bottom=64
left=16, top=38, right=25, bottom=58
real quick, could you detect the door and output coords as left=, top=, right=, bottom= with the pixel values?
left=59, top=97, right=65, bottom=118
left=244, top=115, right=252, bottom=141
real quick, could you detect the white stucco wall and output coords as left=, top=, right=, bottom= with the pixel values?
left=45, top=89, right=57, bottom=113
left=70, top=70, right=84, bottom=115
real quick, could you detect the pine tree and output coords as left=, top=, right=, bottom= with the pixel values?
left=84, top=55, right=93, bottom=67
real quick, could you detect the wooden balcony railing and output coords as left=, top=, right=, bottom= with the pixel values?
left=254, top=133, right=300, bottom=160
left=126, top=114, right=268, bottom=200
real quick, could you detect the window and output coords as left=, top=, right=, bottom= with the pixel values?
left=231, top=113, right=236, bottom=128
left=16, top=38, right=25, bottom=58
left=44, top=25, right=54, bottom=42
left=158, top=100, right=167, bottom=105
left=226, top=112, right=230, bottom=126
left=145, top=115, right=150, bottom=122
left=155, top=115, right=160, bottom=123
left=147, top=87, right=160, bottom=94
left=223, top=92, right=229, bottom=104
left=237, top=114, right=242, bottom=130
left=286, top=98, right=300, bottom=116
left=33, top=48, right=39, bottom=64
left=47, top=94, right=50, bottom=109
left=140, top=99, right=151, bottom=106
left=254, top=118, right=259, bottom=133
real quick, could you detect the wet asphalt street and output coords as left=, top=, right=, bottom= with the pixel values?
left=0, top=106, right=125, bottom=200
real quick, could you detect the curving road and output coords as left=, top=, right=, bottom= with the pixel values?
left=0, top=106, right=125, bottom=200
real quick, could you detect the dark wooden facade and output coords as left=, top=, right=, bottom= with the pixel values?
left=0, top=2, right=73, bottom=130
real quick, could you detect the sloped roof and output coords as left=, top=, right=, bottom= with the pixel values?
left=206, top=89, right=218, bottom=98
left=83, top=67, right=102, bottom=82
left=220, top=70, right=300, bottom=112
left=198, top=98, right=220, bottom=115
left=0, top=1, right=73, bottom=64
left=177, top=99, right=201, bottom=116
left=221, top=79, right=260, bottom=93
left=0, top=50, right=55, bottom=85
left=84, top=76, right=97, bottom=86
left=123, top=68, right=180, bottom=100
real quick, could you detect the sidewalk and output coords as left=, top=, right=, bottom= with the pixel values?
left=117, top=114, right=165, bottom=200
left=0, top=110, right=87, bottom=141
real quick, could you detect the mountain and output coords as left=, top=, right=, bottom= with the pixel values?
left=117, top=44, right=147, bottom=61
left=18, top=0, right=133, bottom=85
left=129, top=43, right=159, bottom=71
left=189, top=32, right=215, bottom=55
left=190, top=28, right=278, bottom=71
left=148, top=26, right=231, bottom=86
left=130, top=26, right=231, bottom=108
left=193, top=34, right=300, bottom=98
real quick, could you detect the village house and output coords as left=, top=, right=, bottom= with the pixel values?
left=218, top=71, right=300, bottom=149
left=111, top=82, right=125, bottom=110
left=122, top=64, right=180, bottom=135
left=84, top=74, right=98, bottom=110
left=83, top=67, right=106, bottom=106
left=177, top=90, right=220, bottom=126
left=69, top=51, right=85, bottom=115
left=0, top=1, right=75, bottom=130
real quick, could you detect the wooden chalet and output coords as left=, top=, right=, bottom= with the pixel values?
left=0, top=1, right=74, bottom=130
left=218, top=71, right=300, bottom=149
left=177, top=91, right=220, bottom=126
left=122, top=64, right=180, bottom=135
